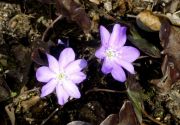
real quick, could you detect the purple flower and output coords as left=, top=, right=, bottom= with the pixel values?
left=95, top=24, right=140, bottom=82
left=36, top=48, right=87, bottom=105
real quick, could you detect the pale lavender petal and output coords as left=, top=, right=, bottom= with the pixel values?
left=36, top=66, right=56, bottom=82
left=115, top=59, right=135, bottom=74
left=46, top=53, right=59, bottom=74
left=63, top=80, right=81, bottom=98
left=95, top=46, right=106, bottom=59
left=111, top=65, right=126, bottom=82
left=65, top=59, right=87, bottom=74
left=59, top=48, right=75, bottom=68
left=41, top=79, right=58, bottom=97
left=70, top=72, right=86, bottom=84
left=100, top=25, right=110, bottom=46
left=109, top=24, right=127, bottom=48
left=101, top=59, right=113, bottom=74
left=56, top=84, right=69, bottom=105
left=120, top=46, right=140, bottom=62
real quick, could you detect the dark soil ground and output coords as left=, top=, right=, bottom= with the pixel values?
left=0, top=0, right=180, bottom=125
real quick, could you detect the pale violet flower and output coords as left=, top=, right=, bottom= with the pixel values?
left=95, top=24, right=140, bottom=82
left=36, top=48, right=87, bottom=105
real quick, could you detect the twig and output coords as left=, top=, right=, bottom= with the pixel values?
left=85, top=88, right=127, bottom=95
left=42, top=15, right=63, bottom=42
left=41, top=107, right=59, bottom=125
left=142, top=109, right=166, bottom=125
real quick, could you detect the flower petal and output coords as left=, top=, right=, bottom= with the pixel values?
left=40, top=79, right=58, bottom=97
left=95, top=46, right=106, bottom=59
left=46, top=53, right=59, bottom=73
left=36, top=66, right=56, bottom=82
left=111, top=65, right=126, bottom=82
left=56, top=84, right=69, bottom=105
left=109, top=24, right=127, bottom=48
left=63, top=80, right=81, bottom=98
left=70, top=72, right=86, bottom=84
left=121, top=46, right=140, bottom=62
left=115, top=59, right=135, bottom=74
left=100, top=25, right=110, bottom=46
left=101, top=58, right=113, bottom=74
left=59, top=48, right=75, bottom=68
left=65, top=59, right=87, bottom=74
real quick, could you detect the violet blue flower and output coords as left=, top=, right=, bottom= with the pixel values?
left=95, top=24, right=140, bottom=82
left=36, top=48, right=87, bottom=105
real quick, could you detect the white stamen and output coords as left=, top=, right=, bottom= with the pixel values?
left=105, top=48, right=118, bottom=60
left=56, top=72, right=68, bottom=82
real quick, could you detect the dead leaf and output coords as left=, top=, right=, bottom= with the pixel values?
left=55, top=0, right=91, bottom=34
left=100, top=114, right=119, bottom=125
left=89, top=0, right=100, bottom=5
left=166, top=12, right=180, bottom=27
left=67, top=121, right=92, bottom=125
left=159, top=21, right=180, bottom=82
left=118, top=100, right=140, bottom=125
left=21, top=95, right=40, bottom=112
left=164, top=0, right=179, bottom=13
left=31, top=48, right=48, bottom=66
left=136, top=10, right=161, bottom=32
left=100, top=100, right=140, bottom=125
left=5, top=104, right=15, bottom=125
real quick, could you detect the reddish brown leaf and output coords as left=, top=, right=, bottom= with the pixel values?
left=55, top=0, right=91, bottom=34
left=100, top=100, right=140, bottom=125
left=31, top=48, right=48, bottom=66
left=160, top=21, right=180, bottom=82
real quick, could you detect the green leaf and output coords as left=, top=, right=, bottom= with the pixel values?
left=128, top=27, right=161, bottom=58
left=126, top=75, right=143, bottom=124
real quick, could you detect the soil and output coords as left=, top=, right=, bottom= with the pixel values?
left=0, top=0, right=180, bottom=125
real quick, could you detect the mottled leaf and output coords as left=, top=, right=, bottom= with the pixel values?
left=128, top=27, right=161, bottom=58
left=67, top=121, right=92, bottom=125
left=126, top=75, right=143, bottom=124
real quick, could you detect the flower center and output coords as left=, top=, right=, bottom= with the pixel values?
left=56, top=72, right=67, bottom=82
left=105, top=48, right=118, bottom=60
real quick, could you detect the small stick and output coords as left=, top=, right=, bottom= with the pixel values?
left=142, top=109, right=166, bottom=125
left=42, top=15, right=63, bottom=42
left=85, top=88, right=127, bottom=95
left=41, top=107, right=59, bottom=125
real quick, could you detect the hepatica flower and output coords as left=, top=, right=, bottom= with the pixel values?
left=36, top=48, right=87, bottom=105
left=95, top=24, right=140, bottom=82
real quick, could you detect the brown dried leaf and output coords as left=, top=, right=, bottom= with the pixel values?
left=21, top=96, right=40, bottom=112
left=67, top=121, right=92, bottom=125
left=100, top=114, right=119, bottom=125
left=136, top=10, right=161, bottom=32
left=5, top=104, right=15, bottom=125
left=118, top=101, right=140, bottom=125
left=160, top=21, right=180, bottom=82
left=55, top=0, right=91, bottom=34
left=100, top=100, right=140, bottom=125
left=31, top=48, right=48, bottom=66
